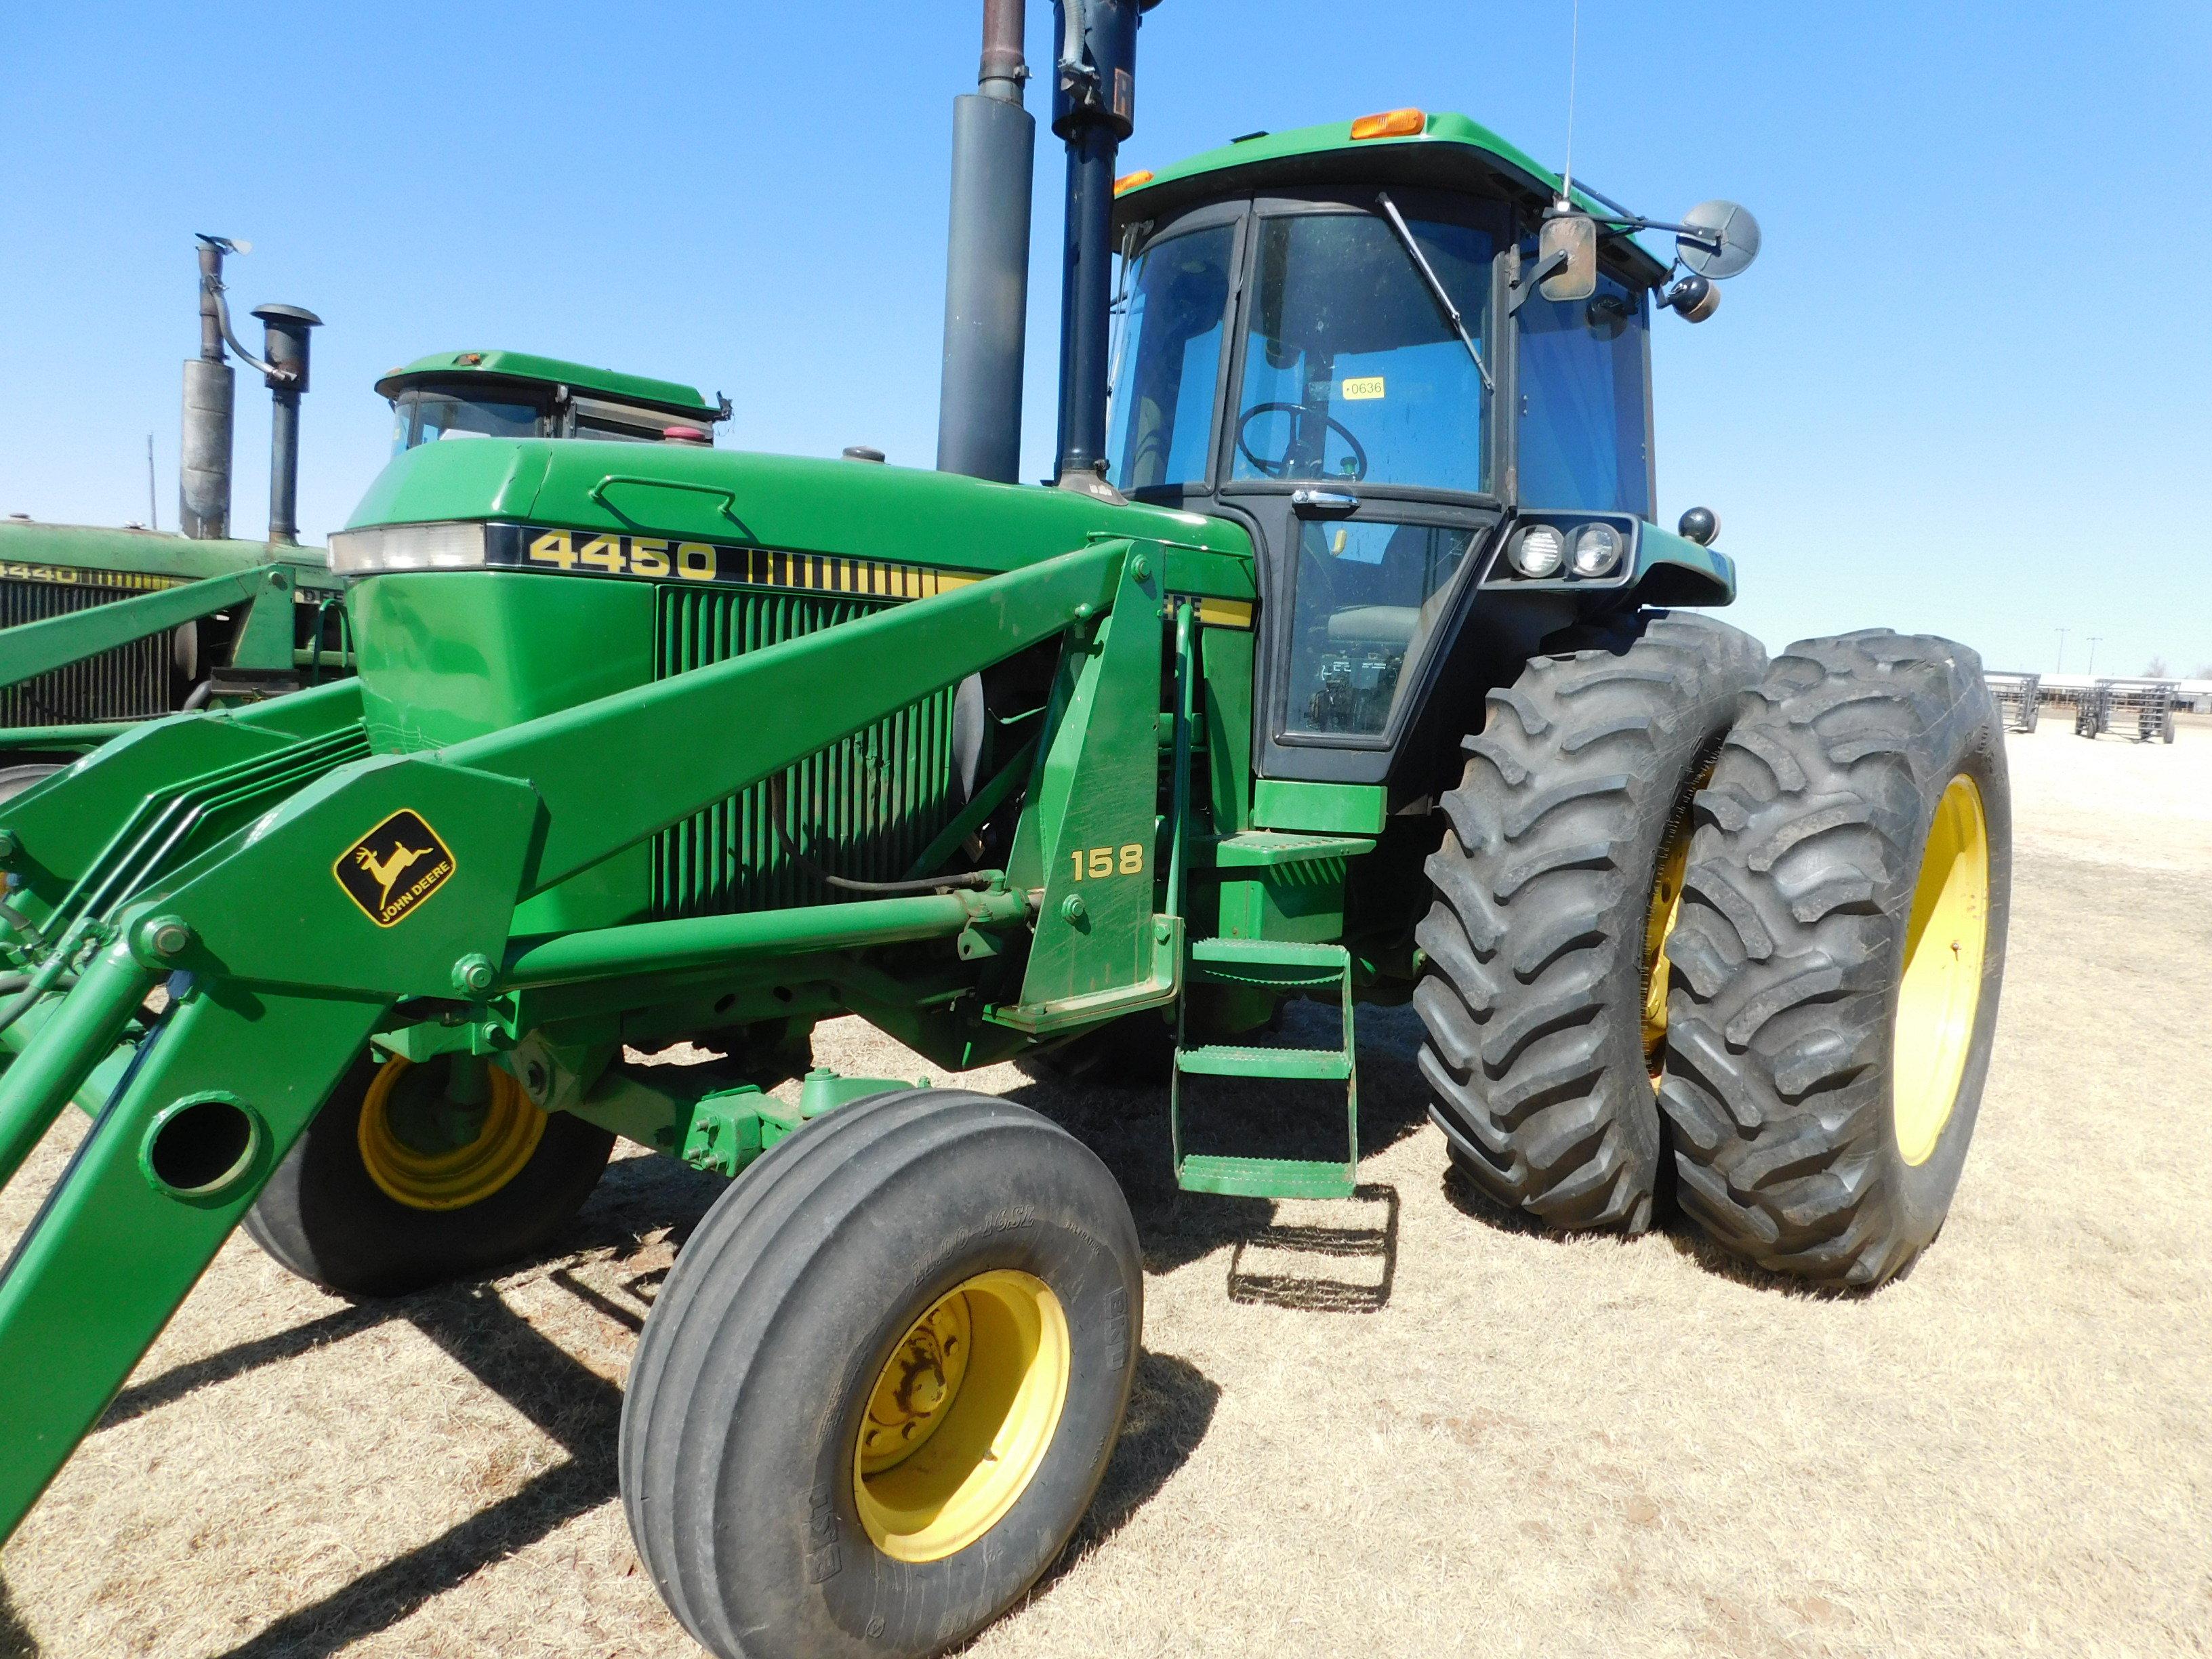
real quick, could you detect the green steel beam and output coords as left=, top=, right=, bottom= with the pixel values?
left=500, top=887, right=1027, bottom=989
left=0, top=941, right=152, bottom=1189
left=0, top=567, right=281, bottom=692
left=0, top=977, right=384, bottom=1543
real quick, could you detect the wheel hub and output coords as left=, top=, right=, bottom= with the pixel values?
left=1892, top=774, right=1991, bottom=1164
left=356, top=1055, right=546, bottom=1211
left=853, top=1269, right=1070, bottom=1563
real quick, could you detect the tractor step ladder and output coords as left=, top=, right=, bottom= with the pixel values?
left=1171, top=936, right=1357, bottom=1200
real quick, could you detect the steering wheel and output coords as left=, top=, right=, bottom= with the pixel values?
left=1235, top=401, right=1368, bottom=482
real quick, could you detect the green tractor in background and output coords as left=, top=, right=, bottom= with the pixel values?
left=0, top=241, right=728, bottom=795
left=0, top=5, right=2011, bottom=1658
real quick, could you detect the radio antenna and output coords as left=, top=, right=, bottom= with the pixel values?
left=1559, top=0, right=1582, bottom=205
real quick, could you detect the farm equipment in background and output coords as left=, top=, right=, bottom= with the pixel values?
left=0, top=241, right=731, bottom=797
left=0, top=236, right=348, bottom=794
left=0, top=4, right=2013, bottom=1656
left=2074, top=677, right=2177, bottom=743
left=1985, top=670, right=2041, bottom=733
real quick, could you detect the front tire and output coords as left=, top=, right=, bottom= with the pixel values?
left=619, top=1088, right=1141, bottom=1659
left=1414, top=611, right=1766, bottom=1232
left=243, top=1050, right=615, bottom=1297
left=1658, top=632, right=2011, bottom=1288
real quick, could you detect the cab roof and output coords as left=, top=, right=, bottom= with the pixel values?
left=1113, top=110, right=1670, bottom=286
left=374, top=350, right=720, bottom=417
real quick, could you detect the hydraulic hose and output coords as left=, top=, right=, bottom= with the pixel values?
left=766, top=773, right=998, bottom=896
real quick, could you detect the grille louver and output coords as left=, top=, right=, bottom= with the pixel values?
left=0, top=577, right=172, bottom=724
left=649, top=586, right=962, bottom=919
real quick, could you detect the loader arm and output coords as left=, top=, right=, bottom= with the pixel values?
left=0, top=534, right=1165, bottom=1542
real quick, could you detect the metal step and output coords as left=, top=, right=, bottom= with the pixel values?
left=1175, top=1044, right=1351, bottom=1081
left=1186, top=936, right=1350, bottom=991
left=1172, top=935, right=1358, bottom=1201
left=1175, top=1153, right=1356, bottom=1201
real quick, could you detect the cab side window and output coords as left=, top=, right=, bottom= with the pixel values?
left=1517, top=270, right=1652, bottom=518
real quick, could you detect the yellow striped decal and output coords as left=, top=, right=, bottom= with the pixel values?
left=0, top=562, right=186, bottom=592
left=508, top=527, right=1250, bottom=626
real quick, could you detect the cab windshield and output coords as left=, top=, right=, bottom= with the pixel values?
left=390, top=388, right=542, bottom=454
left=1233, top=211, right=1494, bottom=494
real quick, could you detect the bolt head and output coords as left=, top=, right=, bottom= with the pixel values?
left=0, top=830, right=17, bottom=861
left=1059, top=893, right=1087, bottom=923
left=148, top=919, right=193, bottom=958
left=451, top=953, right=496, bottom=994
left=1130, top=552, right=1153, bottom=582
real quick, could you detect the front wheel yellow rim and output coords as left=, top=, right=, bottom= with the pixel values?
left=356, top=1056, right=546, bottom=1210
left=1891, top=775, right=1991, bottom=1164
left=853, top=1269, right=1070, bottom=1564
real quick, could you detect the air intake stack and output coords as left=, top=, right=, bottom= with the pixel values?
left=935, top=0, right=1035, bottom=485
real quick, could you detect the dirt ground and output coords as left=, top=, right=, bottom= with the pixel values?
left=3, top=714, right=2209, bottom=1659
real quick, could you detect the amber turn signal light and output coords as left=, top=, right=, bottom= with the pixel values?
left=1350, top=108, right=1425, bottom=140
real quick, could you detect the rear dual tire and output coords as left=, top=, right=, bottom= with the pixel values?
left=1659, top=632, right=2011, bottom=1288
left=1415, top=611, right=1767, bottom=1231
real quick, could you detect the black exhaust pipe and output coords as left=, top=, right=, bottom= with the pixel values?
left=935, top=0, right=1035, bottom=484
left=1050, top=0, right=1155, bottom=498
left=179, top=238, right=235, bottom=539
left=253, top=305, right=321, bottom=546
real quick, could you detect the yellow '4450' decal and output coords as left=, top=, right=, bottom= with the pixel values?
left=529, top=532, right=713, bottom=580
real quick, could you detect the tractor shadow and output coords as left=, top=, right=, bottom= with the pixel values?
left=89, top=1143, right=1215, bottom=1659
left=88, top=1153, right=731, bottom=1659
left=0, top=1570, right=37, bottom=1659
left=1008, top=996, right=1431, bottom=1304
left=1437, top=1133, right=1866, bottom=1299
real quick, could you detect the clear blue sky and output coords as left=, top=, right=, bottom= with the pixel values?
left=5, top=1, right=2207, bottom=677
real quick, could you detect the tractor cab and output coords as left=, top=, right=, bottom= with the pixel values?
left=377, top=350, right=729, bottom=453
left=1105, top=111, right=1736, bottom=790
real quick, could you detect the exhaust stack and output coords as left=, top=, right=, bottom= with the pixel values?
left=1050, top=0, right=1153, bottom=498
left=178, top=238, right=235, bottom=539
left=935, top=0, right=1035, bottom=484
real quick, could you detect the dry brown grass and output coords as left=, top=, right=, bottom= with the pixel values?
left=3, top=720, right=2209, bottom=1658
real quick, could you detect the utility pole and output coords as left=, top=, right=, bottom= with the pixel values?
left=2087, top=636, right=2101, bottom=678
left=145, top=434, right=158, bottom=532
left=2055, top=627, right=2068, bottom=673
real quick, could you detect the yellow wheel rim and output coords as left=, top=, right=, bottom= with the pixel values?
left=1892, top=775, right=1990, bottom=1165
left=853, top=1269, right=1070, bottom=1565
left=356, top=1056, right=546, bottom=1210
left=1642, top=764, right=1711, bottom=1074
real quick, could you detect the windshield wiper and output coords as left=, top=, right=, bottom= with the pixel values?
left=1376, top=190, right=1492, bottom=393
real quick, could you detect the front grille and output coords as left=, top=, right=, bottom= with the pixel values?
left=649, top=586, right=962, bottom=918
left=0, top=575, right=173, bottom=724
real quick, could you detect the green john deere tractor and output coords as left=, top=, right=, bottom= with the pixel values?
left=0, top=6, right=2009, bottom=1656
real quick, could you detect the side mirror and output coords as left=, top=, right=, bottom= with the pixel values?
left=1676, top=201, right=1761, bottom=279
left=1538, top=209, right=1597, bottom=302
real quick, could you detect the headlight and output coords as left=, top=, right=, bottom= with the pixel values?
left=329, top=520, right=490, bottom=575
left=1572, top=523, right=1624, bottom=577
left=1509, top=524, right=1565, bottom=578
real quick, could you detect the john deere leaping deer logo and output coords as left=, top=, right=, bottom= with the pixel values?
left=333, top=810, right=457, bottom=927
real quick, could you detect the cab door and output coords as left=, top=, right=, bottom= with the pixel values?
left=1208, top=190, right=1509, bottom=790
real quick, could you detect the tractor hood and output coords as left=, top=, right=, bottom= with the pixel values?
left=345, top=438, right=1254, bottom=586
